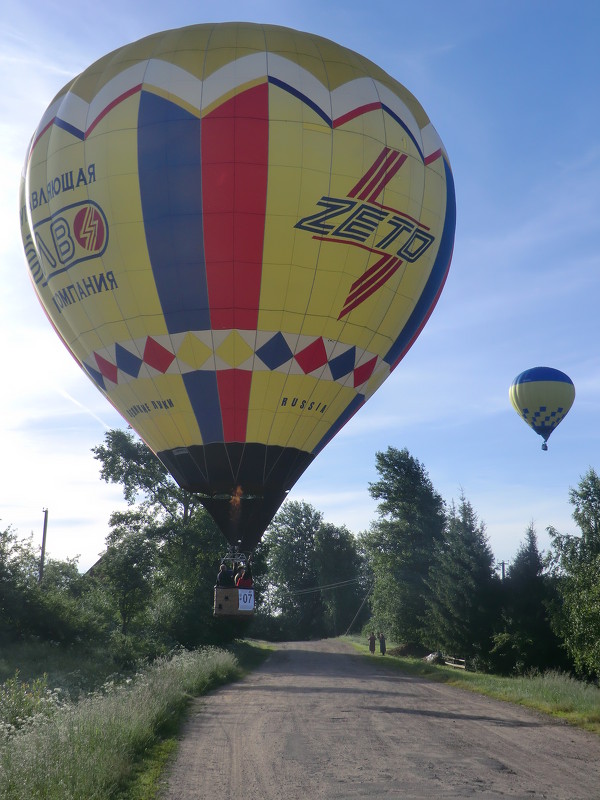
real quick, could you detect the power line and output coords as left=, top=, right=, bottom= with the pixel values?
left=345, top=581, right=374, bottom=635
left=276, top=576, right=363, bottom=597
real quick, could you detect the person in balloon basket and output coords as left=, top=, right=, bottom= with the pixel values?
left=216, top=563, right=235, bottom=588
left=236, top=565, right=253, bottom=589
left=379, top=632, right=386, bottom=656
left=368, top=632, right=376, bottom=654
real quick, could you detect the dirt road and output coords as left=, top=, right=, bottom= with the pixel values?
left=161, top=639, right=600, bottom=799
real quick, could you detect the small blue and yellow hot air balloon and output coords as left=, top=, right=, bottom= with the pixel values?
left=509, top=367, right=575, bottom=450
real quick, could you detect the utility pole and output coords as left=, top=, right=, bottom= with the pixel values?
left=39, top=508, right=48, bottom=583
left=495, top=560, right=507, bottom=580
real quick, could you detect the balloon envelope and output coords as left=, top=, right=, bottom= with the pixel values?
left=509, top=367, right=575, bottom=448
left=20, top=23, right=455, bottom=550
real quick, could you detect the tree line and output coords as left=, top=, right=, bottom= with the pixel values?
left=1, top=430, right=600, bottom=679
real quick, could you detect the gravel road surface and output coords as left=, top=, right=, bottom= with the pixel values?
left=160, top=639, right=600, bottom=799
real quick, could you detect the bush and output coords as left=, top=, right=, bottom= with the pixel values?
left=0, top=672, right=65, bottom=738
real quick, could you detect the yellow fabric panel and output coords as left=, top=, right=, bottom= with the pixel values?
left=247, top=371, right=287, bottom=443
left=268, top=120, right=306, bottom=167
left=421, top=160, right=448, bottom=225
left=248, top=371, right=357, bottom=450
left=301, top=265, right=348, bottom=321
left=290, top=380, right=360, bottom=453
left=216, top=331, right=254, bottom=368
left=151, top=26, right=214, bottom=72
left=261, top=208, right=298, bottom=267
left=177, top=333, right=213, bottom=369
left=110, top=374, right=203, bottom=450
left=259, top=86, right=333, bottom=334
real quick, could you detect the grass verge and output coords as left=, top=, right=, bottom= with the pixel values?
left=0, top=643, right=271, bottom=800
left=344, top=636, right=600, bottom=734
left=113, top=640, right=272, bottom=800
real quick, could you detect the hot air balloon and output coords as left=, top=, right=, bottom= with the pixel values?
left=509, top=367, right=575, bottom=450
left=20, top=22, right=455, bottom=558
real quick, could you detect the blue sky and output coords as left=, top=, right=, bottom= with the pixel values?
left=2, top=0, right=599, bottom=571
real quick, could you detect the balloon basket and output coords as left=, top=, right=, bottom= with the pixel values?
left=213, top=586, right=255, bottom=617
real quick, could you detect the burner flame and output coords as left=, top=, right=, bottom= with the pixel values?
left=230, top=486, right=243, bottom=522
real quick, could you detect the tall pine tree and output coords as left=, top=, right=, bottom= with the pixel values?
left=363, top=447, right=445, bottom=645
left=424, top=494, right=497, bottom=662
left=491, top=523, right=565, bottom=674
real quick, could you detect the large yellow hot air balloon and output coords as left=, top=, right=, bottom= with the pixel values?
left=20, top=23, right=455, bottom=553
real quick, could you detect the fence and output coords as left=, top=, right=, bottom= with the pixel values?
left=443, top=655, right=466, bottom=669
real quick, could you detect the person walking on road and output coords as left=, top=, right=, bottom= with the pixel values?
left=368, top=632, right=376, bottom=654
left=379, top=632, right=386, bottom=655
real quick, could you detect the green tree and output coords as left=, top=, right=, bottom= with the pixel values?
left=0, top=524, right=110, bottom=646
left=491, top=523, right=565, bottom=674
left=30, top=557, right=114, bottom=644
left=92, top=428, right=241, bottom=648
left=0, top=525, right=39, bottom=640
left=362, top=448, right=445, bottom=645
left=263, top=502, right=325, bottom=638
left=548, top=468, right=600, bottom=677
left=97, top=512, right=158, bottom=635
left=148, top=510, right=234, bottom=646
left=92, top=428, right=204, bottom=523
left=262, top=501, right=365, bottom=639
left=424, top=495, right=497, bottom=662
left=314, top=522, right=369, bottom=636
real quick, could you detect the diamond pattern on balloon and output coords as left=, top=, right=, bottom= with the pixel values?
left=143, top=337, right=176, bottom=373
left=216, top=331, right=254, bottom=367
left=115, top=343, right=143, bottom=377
left=95, top=352, right=118, bottom=383
left=84, top=362, right=105, bottom=390
left=353, top=356, right=377, bottom=387
left=329, top=346, right=356, bottom=380
left=295, top=337, right=328, bottom=374
left=256, top=332, right=293, bottom=369
left=177, top=333, right=212, bottom=369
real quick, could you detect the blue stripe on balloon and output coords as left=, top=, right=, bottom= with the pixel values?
left=268, top=76, right=332, bottom=126
left=513, top=367, right=573, bottom=385
left=137, top=91, right=210, bottom=334
left=312, top=394, right=365, bottom=455
left=383, top=157, right=456, bottom=366
left=54, top=117, right=85, bottom=140
left=183, top=371, right=224, bottom=443
left=83, top=362, right=106, bottom=390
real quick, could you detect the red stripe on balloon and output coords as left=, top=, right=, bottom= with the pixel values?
left=364, top=153, right=406, bottom=202
left=333, top=101, right=382, bottom=129
left=86, top=85, right=143, bottom=137
left=348, top=147, right=391, bottom=198
left=201, top=83, right=269, bottom=331
left=338, top=257, right=401, bottom=319
left=424, top=148, right=442, bottom=165
left=217, top=369, right=252, bottom=442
